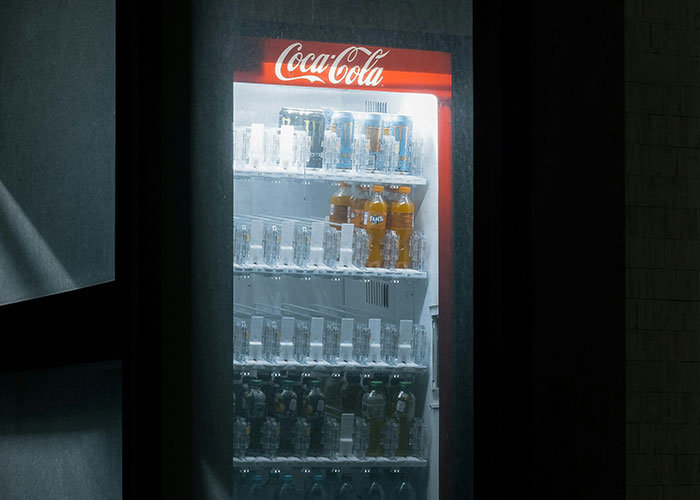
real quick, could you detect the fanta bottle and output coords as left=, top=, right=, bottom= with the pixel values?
left=350, top=183, right=370, bottom=228
left=389, top=186, right=414, bottom=268
left=384, top=184, right=400, bottom=231
left=329, top=182, right=352, bottom=227
left=363, top=185, right=387, bottom=268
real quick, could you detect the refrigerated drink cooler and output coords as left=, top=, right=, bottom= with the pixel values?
left=233, top=37, right=457, bottom=500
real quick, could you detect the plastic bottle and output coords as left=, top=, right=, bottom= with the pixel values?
left=340, top=374, right=365, bottom=415
left=243, top=379, right=266, bottom=452
left=329, top=182, right=353, bottom=226
left=394, top=381, right=416, bottom=456
left=389, top=186, right=415, bottom=269
left=279, top=474, right=298, bottom=500
left=303, top=379, right=326, bottom=454
left=335, top=474, right=356, bottom=500
left=247, top=474, right=264, bottom=500
left=394, top=474, right=416, bottom=500
left=264, top=470, right=282, bottom=500
left=384, top=184, right=400, bottom=230
left=365, top=471, right=386, bottom=500
left=362, top=380, right=386, bottom=456
left=270, top=379, right=298, bottom=455
left=305, top=474, right=327, bottom=500
left=350, top=184, right=370, bottom=228
left=363, top=185, right=387, bottom=268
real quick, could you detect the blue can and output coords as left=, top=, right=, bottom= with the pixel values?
left=390, top=115, right=413, bottom=173
left=361, top=113, right=383, bottom=172
left=330, top=111, right=354, bottom=170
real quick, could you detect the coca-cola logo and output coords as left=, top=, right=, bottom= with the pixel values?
left=274, top=42, right=390, bottom=87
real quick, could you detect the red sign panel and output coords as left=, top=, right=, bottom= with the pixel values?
left=234, top=37, right=452, bottom=100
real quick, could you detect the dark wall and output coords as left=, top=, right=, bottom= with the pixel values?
left=0, top=0, right=115, bottom=305
left=625, top=0, right=700, bottom=498
left=0, top=361, right=122, bottom=500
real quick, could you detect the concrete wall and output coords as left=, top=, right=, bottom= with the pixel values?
left=626, top=0, right=700, bottom=498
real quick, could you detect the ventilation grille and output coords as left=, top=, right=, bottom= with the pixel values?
left=365, top=280, right=389, bottom=308
left=364, top=101, right=388, bottom=113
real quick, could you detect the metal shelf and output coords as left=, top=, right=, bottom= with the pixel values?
left=233, top=263, right=427, bottom=280
left=234, top=360, right=427, bottom=374
left=233, top=166, right=427, bottom=186
left=233, top=456, right=428, bottom=468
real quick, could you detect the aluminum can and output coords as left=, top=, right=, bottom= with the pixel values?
left=390, top=115, right=413, bottom=172
left=279, top=108, right=325, bottom=169
left=330, top=111, right=354, bottom=170
left=361, top=112, right=383, bottom=171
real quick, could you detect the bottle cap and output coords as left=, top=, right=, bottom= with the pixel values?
left=282, top=379, right=295, bottom=386
left=370, top=380, right=383, bottom=388
left=399, top=186, right=411, bottom=193
left=398, top=381, right=412, bottom=389
left=309, top=379, right=321, bottom=387
left=372, top=185, right=384, bottom=192
left=313, top=474, right=325, bottom=482
left=250, top=379, right=262, bottom=386
left=283, top=474, right=293, bottom=482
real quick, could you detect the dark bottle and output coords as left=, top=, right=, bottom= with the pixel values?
left=243, top=379, right=266, bottom=452
left=271, top=379, right=298, bottom=455
left=264, top=470, right=282, bottom=500
left=340, top=374, right=365, bottom=415
left=303, top=379, right=326, bottom=454
left=394, top=381, right=416, bottom=456
left=365, top=470, right=386, bottom=500
left=335, top=474, right=356, bottom=500
left=394, top=473, right=416, bottom=500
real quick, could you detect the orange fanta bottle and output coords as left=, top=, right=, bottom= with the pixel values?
left=350, top=183, right=370, bottom=228
left=390, top=186, right=415, bottom=268
left=364, top=185, right=387, bottom=268
left=329, top=182, right=352, bottom=227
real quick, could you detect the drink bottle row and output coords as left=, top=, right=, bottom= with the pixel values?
left=233, top=305, right=427, bottom=366
left=234, top=185, right=426, bottom=272
left=233, top=377, right=424, bottom=460
left=234, top=107, right=425, bottom=177
left=234, top=468, right=419, bottom=500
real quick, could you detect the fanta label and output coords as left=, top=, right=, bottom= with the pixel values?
left=365, top=213, right=385, bottom=226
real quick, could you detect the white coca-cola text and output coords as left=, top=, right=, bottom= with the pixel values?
left=274, top=42, right=389, bottom=87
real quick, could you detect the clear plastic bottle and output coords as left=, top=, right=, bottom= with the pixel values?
left=364, top=185, right=387, bottom=268
left=335, top=474, right=356, bottom=500
left=362, top=380, right=386, bottom=456
left=306, top=474, right=328, bottom=500
left=279, top=474, right=298, bottom=500
left=394, top=381, right=416, bottom=456
left=243, top=379, right=266, bottom=453
left=389, top=186, right=415, bottom=269
left=303, top=379, right=326, bottom=454
left=394, top=473, right=416, bottom=500
left=248, top=474, right=264, bottom=500
left=329, top=182, right=353, bottom=226
left=271, top=379, right=298, bottom=455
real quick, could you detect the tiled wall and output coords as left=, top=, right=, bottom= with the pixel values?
left=626, top=1, right=700, bottom=498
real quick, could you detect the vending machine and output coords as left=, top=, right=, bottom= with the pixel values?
left=232, top=36, right=468, bottom=500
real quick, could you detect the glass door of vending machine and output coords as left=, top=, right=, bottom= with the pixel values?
left=232, top=37, right=464, bottom=500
